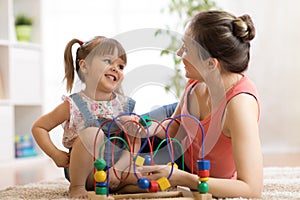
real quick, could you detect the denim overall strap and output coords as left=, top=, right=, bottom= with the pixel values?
left=124, top=98, right=136, bottom=113
left=70, top=93, right=100, bottom=128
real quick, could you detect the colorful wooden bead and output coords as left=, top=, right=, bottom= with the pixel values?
left=143, top=155, right=152, bottom=165
left=95, top=186, right=107, bottom=195
left=139, top=115, right=152, bottom=127
left=137, top=177, right=150, bottom=189
left=197, top=170, right=210, bottom=177
left=197, top=160, right=210, bottom=170
left=135, top=155, right=145, bottom=166
left=199, top=177, right=209, bottom=182
left=157, top=177, right=171, bottom=191
left=96, top=182, right=106, bottom=187
left=167, top=162, right=178, bottom=169
left=198, top=181, right=209, bottom=194
left=94, top=170, right=107, bottom=182
left=94, top=158, right=106, bottom=170
left=149, top=180, right=159, bottom=193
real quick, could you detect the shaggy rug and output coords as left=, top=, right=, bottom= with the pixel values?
left=0, top=167, right=299, bottom=200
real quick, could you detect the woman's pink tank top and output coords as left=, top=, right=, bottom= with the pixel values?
left=179, top=75, right=260, bottom=179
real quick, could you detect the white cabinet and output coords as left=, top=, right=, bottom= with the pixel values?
left=0, top=0, right=43, bottom=163
left=10, top=46, right=42, bottom=104
left=0, top=104, right=14, bottom=162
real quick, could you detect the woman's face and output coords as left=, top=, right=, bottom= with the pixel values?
left=177, top=30, right=208, bottom=81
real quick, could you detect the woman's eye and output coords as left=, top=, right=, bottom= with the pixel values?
left=182, top=44, right=187, bottom=53
left=103, top=59, right=112, bottom=65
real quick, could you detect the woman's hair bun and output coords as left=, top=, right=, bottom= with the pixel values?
left=232, top=14, right=255, bottom=43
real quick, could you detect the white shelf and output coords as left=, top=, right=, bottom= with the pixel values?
left=0, top=39, right=9, bottom=46
left=0, top=99, right=10, bottom=105
left=0, top=0, right=43, bottom=164
left=12, top=42, right=42, bottom=50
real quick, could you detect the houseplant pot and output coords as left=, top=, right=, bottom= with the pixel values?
left=15, top=14, right=33, bottom=42
left=15, top=25, right=32, bottom=41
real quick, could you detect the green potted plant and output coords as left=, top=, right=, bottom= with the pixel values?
left=15, top=14, right=33, bottom=42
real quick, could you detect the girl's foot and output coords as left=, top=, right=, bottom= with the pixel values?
left=69, top=185, right=88, bottom=199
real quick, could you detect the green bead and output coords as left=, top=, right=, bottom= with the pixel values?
left=95, top=186, right=107, bottom=195
left=198, top=181, right=209, bottom=194
left=94, top=158, right=106, bottom=170
left=139, top=115, right=152, bottom=127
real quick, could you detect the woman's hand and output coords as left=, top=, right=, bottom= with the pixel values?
left=137, top=165, right=180, bottom=186
left=108, top=167, right=122, bottom=190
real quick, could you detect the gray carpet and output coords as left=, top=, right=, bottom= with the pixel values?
left=0, top=167, right=299, bottom=200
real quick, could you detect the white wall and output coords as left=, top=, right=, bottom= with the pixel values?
left=42, top=0, right=300, bottom=153
left=215, top=0, right=300, bottom=153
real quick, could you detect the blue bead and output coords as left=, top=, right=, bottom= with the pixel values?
left=197, top=160, right=210, bottom=170
left=137, top=178, right=150, bottom=190
left=143, top=155, right=152, bottom=165
left=96, top=182, right=107, bottom=187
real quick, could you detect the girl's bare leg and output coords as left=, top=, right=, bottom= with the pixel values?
left=69, top=127, right=104, bottom=199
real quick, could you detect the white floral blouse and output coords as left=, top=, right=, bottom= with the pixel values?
left=61, top=91, right=134, bottom=149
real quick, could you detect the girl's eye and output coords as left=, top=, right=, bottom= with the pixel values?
left=117, top=64, right=125, bottom=70
left=103, top=59, right=112, bottom=65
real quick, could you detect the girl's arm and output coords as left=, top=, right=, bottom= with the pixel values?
left=31, top=101, right=71, bottom=167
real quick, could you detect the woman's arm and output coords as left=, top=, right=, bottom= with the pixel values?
left=139, top=93, right=262, bottom=198
left=209, top=93, right=262, bottom=198
left=31, top=101, right=71, bottom=167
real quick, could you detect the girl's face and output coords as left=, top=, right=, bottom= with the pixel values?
left=85, top=48, right=126, bottom=94
left=177, top=31, right=208, bottom=82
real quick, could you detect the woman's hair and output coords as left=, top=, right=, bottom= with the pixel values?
left=64, top=36, right=127, bottom=92
left=188, top=10, right=256, bottom=73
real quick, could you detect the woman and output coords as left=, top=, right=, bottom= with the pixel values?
left=139, top=10, right=262, bottom=198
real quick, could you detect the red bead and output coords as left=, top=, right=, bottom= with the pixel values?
left=149, top=180, right=159, bottom=192
left=197, top=170, right=210, bottom=177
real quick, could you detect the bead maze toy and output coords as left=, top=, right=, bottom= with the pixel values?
left=88, top=113, right=212, bottom=200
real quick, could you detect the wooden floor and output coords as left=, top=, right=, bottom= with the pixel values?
left=0, top=153, right=299, bottom=190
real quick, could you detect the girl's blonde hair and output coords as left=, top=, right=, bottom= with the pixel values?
left=63, top=36, right=127, bottom=92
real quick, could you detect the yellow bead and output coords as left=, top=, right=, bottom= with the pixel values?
left=135, top=156, right=145, bottom=167
left=199, top=177, right=209, bottom=182
left=167, top=162, right=178, bottom=169
left=94, top=170, right=106, bottom=182
left=157, top=177, right=171, bottom=191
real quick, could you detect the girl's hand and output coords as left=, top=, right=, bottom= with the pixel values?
left=120, top=115, right=142, bottom=137
left=51, top=149, right=70, bottom=168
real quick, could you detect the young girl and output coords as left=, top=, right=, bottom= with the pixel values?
left=138, top=10, right=263, bottom=198
left=32, top=36, right=139, bottom=198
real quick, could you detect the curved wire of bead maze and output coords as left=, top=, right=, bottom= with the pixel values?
left=90, top=112, right=212, bottom=200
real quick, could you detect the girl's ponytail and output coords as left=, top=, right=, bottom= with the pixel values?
left=63, top=39, right=82, bottom=92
